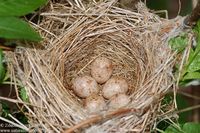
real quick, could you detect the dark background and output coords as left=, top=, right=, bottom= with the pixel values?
left=147, top=0, right=192, bottom=18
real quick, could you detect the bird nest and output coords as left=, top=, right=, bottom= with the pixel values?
left=5, top=1, right=186, bottom=132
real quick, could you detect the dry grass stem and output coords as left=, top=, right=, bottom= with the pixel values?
left=3, top=0, right=189, bottom=132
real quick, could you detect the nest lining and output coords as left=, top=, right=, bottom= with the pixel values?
left=4, top=1, right=186, bottom=132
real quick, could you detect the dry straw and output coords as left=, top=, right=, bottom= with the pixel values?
left=4, top=0, right=187, bottom=132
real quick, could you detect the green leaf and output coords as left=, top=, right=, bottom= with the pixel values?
left=186, top=50, right=200, bottom=72
left=164, top=124, right=183, bottom=133
left=0, top=49, right=6, bottom=84
left=20, top=87, right=29, bottom=102
left=163, top=122, right=200, bottom=133
left=193, top=20, right=200, bottom=45
left=169, top=34, right=188, bottom=53
left=186, top=21, right=200, bottom=72
left=1, top=102, right=10, bottom=118
left=183, top=72, right=200, bottom=80
left=182, top=123, right=200, bottom=133
left=0, top=0, right=47, bottom=17
left=179, top=21, right=200, bottom=83
left=0, top=17, right=42, bottom=41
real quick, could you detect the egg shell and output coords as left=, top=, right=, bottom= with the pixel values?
left=109, top=94, right=130, bottom=109
left=91, top=57, right=113, bottom=84
left=84, top=95, right=106, bottom=114
left=72, top=76, right=99, bottom=98
left=102, top=77, right=128, bottom=99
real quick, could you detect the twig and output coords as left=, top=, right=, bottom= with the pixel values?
left=0, top=45, right=15, bottom=51
left=159, top=104, right=200, bottom=118
left=8, top=114, right=28, bottom=130
left=184, top=0, right=200, bottom=26
left=192, top=0, right=198, bottom=9
left=0, top=96, right=46, bottom=109
left=63, top=108, right=146, bottom=133
left=176, top=104, right=200, bottom=114
left=0, top=116, right=29, bottom=131
left=178, top=91, right=200, bottom=100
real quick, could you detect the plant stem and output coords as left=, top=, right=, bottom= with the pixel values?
left=0, top=45, right=14, bottom=51
left=63, top=107, right=146, bottom=133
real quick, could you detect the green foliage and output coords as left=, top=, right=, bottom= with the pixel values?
left=164, top=124, right=183, bottom=133
left=0, top=0, right=45, bottom=127
left=159, top=20, right=200, bottom=133
left=0, top=17, right=42, bottom=41
left=182, top=123, right=200, bottom=133
left=184, top=21, right=200, bottom=73
left=182, top=71, right=200, bottom=80
left=169, top=34, right=188, bottom=53
left=0, top=49, right=6, bottom=83
left=1, top=102, right=10, bottom=118
left=164, top=123, right=200, bottom=133
left=157, top=94, right=191, bottom=131
left=1, top=101, right=28, bottom=124
left=194, top=21, right=200, bottom=42
left=173, top=21, right=200, bottom=85
left=0, top=0, right=47, bottom=42
left=0, top=0, right=47, bottom=17
left=186, top=51, right=200, bottom=73
left=20, top=87, right=29, bottom=102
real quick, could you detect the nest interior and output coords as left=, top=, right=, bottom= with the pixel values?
left=4, top=1, right=185, bottom=132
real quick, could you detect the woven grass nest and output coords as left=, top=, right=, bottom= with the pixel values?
left=5, top=0, right=186, bottom=132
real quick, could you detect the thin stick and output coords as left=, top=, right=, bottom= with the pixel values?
left=0, top=96, right=45, bottom=109
left=159, top=104, right=200, bottom=117
left=192, top=0, right=198, bottom=8
left=176, top=104, right=200, bottom=114
left=178, top=91, right=200, bottom=100
left=8, top=114, right=28, bottom=130
left=177, top=0, right=181, bottom=16
left=0, top=45, right=14, bottom=51
left=63, top=108, right=145, bottom=133
left=0, top=116, right=29, bottom=131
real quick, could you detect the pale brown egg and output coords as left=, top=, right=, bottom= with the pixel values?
left=102, top=77, right=128, bottom=99
left=84, top=95, right=106, bottom=114
left=72, top=76, right=99, bottom=98
left=91, top=57, right=113, bottom=84
left=109, top=94, right=130, bottom=109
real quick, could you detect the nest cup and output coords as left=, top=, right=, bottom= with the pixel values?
left=63, top=28, right=141, bottom=94
left=47, top=2, right=177, bottom=132
left=5, top=1, right=184, bottom=132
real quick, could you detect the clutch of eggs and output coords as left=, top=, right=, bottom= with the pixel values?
left=71, top=57, right=131, bottom=113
